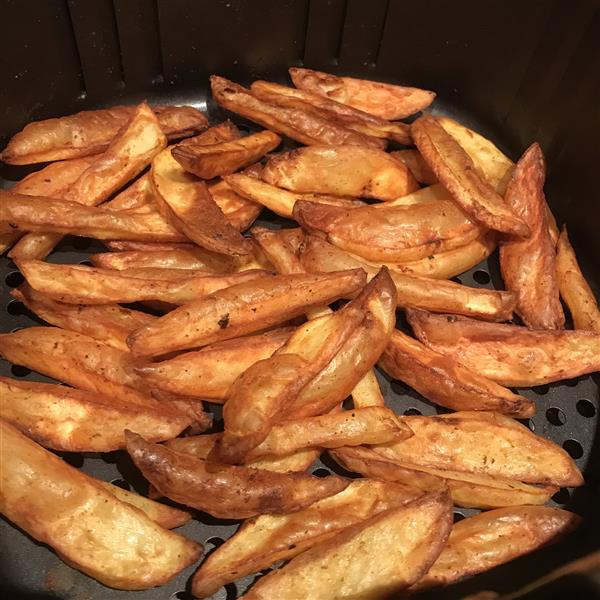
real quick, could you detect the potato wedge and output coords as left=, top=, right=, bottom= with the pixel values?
left=500, top=144, right=564, bottom=328
left=412, top=115, right=529, bottom=236
left=151, top=146, right=253, bottom=256
left=125, top=430, right=348, bottom=519
left=407, top=309, right=600, bottom=386
left=0, top=378, right=189, bottom=451
left=210, top=75, right=385, bottom=149
left=104, top=172, right=155, bottom=212
left=1, top=104, right=206, bottom=164
left=241, top=490, right=452, bottom=600
left=127, top=269, right=366, bottom=357
left=0, top=420, right=201, bottom=589
left=351, top=370, right=386, bottom=407
left=262, top=145, right=418, bottom=201
left=192, top=479, right=422, bottom=597
left=371, top=411, right=582, bottom=487
left=380, top=329, right=535, bottom=417
left=104, top=240, right=195, bottom=252
left=208, top=178, right=262, bottom=231
left=556, top=225, right=600, bottom=332
left=412, top=506, right=580, bottom=591
left=179, top=119, right=241, bottom=146
left=16, top=259, right=270, bottom=305
left=391, top=149, right=437, bottom=184
left=289, top=67, right=435, bottom=120
left=136, top=328, right=293, bottom=401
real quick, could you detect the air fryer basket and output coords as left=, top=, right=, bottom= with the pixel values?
left=0, top=1, right=598, bottom=599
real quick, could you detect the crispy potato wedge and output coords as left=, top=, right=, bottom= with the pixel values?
left=151, top=146, right=253, bottom=256
left=371, top=411, right=583, bottom=487
left=104, top=240, right=195, bottom=252
left=0, top=420, right=201, bottom=588
left=556, top=225, right=600, bottom=332
left=241, top=490, right=452, bottom=600
left=407, top=309, right=600, bottom=386
left=250, top=80, right=411, bottom=144
left=210, top=75, right=385, bottom=149
left=391, top=149, right=437, bottom=184
left=11, top=284, right=155, bottom=351
left=289, top=67, right=435, bottom=120
left=104, top=172, right=155, bottom=212
left=412, top=115, right=529, bottom=236
left=351, top=370, right=386, bottom=407
left=262, top=145, right=418, bottom=201
left=136, top=328, right=293, bottom=401
left=1, top=104, right=206, bottom=164
left=208, top=178, right=262, bottom=231
left=0, top=378, right=189, bottom=451
left=192, top=479, right=422, bottom=598
left=16, top=259, right=270, bottom=305
left=125, top=430, right=348, bottom=519
left=179, top=120, right=241, bottom=146
left=172, top=130, right=281, bottom=179
left=500, top=144, right=564, bottom=328
left=127, top=269, right=366, bottom=357
left=380, top=329, right=535, bottom=417
left=413, top=506, right=580, bottom=591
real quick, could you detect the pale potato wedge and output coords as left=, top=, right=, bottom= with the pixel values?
left=241, top=490, right=452, bottom=600
left=500, top=143, right=564, bottom=329
left=210, top=75, right=385, bottom=149
left=125, top=430, right=348, bottom=519
left=0, top=420, right=202, bottom=589
left=192, top=479, right=422, bottom=598
left=103, top=172, right=155, bottom=212
left=127, top=269, right=366, bottom=357
left=380, top=329, right=535, bottom=417
left=0, top=378, right=189, bottom=452
left=412, top=115, right=529, bottom=236
left=412, top=506, right=580, bottom=591
left=391, top=149, right=437, bottom=184
left=262, top=144, right=418, bottom=201
left=289, top=67, right=435, bottom=120
left=556, top=225, right=600, bottom=332
left=208, top=178, right=262, bottom=231
left=351, top=370, right=386, bottom=408
left=407, top=309, right=600, bottom=386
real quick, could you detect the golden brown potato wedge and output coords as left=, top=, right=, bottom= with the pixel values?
left=191, top=479, right=422, bottom=598
left=391, top=149, right=437, bottom=184
left=125, top=430, right=348, bottom=519
left=412, top=115, right=529, bottom=236
left=289, top=67, right=435, bottom=120
left=241, top=490, right=452, bottom=600
left=11, top=284, right=155, bottom=351
left=556, top=225, right=600, bottom=332
left=380, top=329, right=535, bottom=417
left=127, top=269, right=366, bottom=357
left=172, top=130, right=281, bottom=179
left=179, top=119, right=241, bottom=146
left=412, top=506, right=580, bottom=591
left=104, top=240, right=195, bottom=252
left=16, top=259, right=270, bottom=305
left=104, top=172, right=155, bottom=212
left=351, top=370, right=386, bottom=407
left=407, top=309, right=600, bottom=386
left=0, top=420, right=202, bottom=589
left=1, top=104, right=207, bottom=164
left=151, top=146, right=253, bottom=256
left=136, top=328, right=293, bottom=401
left=500, top=144, right=564, bottom=329
left=208, top=178, right=262, bottom=231
left=262, top=144, right=418, bottom=201
left=210, top=75, right=385, bottom=149
left=0, top=378, right=189, bottom=451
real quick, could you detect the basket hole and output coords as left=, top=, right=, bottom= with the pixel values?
left=453, top=512, right=465, bottom=523
left=205, top=536, right=225, bottom=548
left=312, top=467, right=331, bottom=478
left=403, top=408, right=422, bottom=416
left=552, top=488, right=570, bottom=504
left=110, top=478, right=131, bottom=491
left=10, top=364, right=31, bottom=377
left=576, top=399, right=596, bottom=418
left=518, top=418, right=535, bottom=432
left=79, top=260, right=92, bottom=266
left=546, top=407, right=566, bottom=426
left=5, top=271, right=24, bottom=287
left=563, top=439, right=583, bottom=459
left=450, top=276, right=462, bottom=284
left=169, top=592, right=193, bottom=600
left=10, top=326, right=25, bottom=333
left=224, top=583, right=238, bottom=600
left=472, top=270, right=491, bottom=284
left=7, top=300, right=26, bottom=316
left=532, top=384, right=550, bottom=395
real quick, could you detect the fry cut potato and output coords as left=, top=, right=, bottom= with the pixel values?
left=210, top=75, right=385, bottom=149
left=241, top=490, right=452, bottom=600
left=412, top=115, right=529, bottom=236
left=412, top=506, right=580, bottom=591
left=192, top=479, right=422, bottom=597
left=125, top=430, right=348, bottom=519
left=1, top=104, right=207, bottom=164
left=127, top=269, right=367, bottom=357
left=0, top=420, right=201, bottom=589
left=0, top=378, right=189, bottom=451
left=407, top=309, right=600, bottom=386
left=289, top=67, right=435, bottom=120
left=262, top=145, right=418, bottom=201
left=172, top=130, right=281, bottom=179
left=391, top=149, right=437, bottom=184
left=351, top=370, right=386, bottom=408
left=380, top=329, right=535, bottom=417
left=500, top=143, right=564, bottom=329
left=208, top=178, right=262, bottom=231
left=556, top=225, right=600, bottom=332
